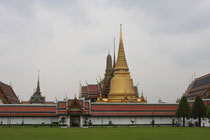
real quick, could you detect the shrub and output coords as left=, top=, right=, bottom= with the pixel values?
left=60, top=117, right=66, bottom=126
left=108, top=121, right=113, bottom=126
left=131, top=120, right=135, bottom=125
left=188, top=122, right=193, bottom=127
left=88, top=120, right=92, bottom=126
left=151, top=119, right=155, bottom=127
left=84, top=118, right=88, bottom=126
left=172, top=119, right=175, bottom=127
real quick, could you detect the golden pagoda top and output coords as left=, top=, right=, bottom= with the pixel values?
left=114, top=24, right=129, bottom=71
left=140, top=89, right=147, bottom=103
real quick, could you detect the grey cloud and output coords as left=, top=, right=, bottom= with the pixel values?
left=0, top=0, right=210, bottom=103
left=111, top=0, right=210, bottom=35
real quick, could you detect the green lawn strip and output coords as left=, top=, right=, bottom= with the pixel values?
left=0, top=127, right=209, bottom=140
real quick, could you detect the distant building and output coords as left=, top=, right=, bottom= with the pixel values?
left=29, top=74, right=45, bottom=104
left=80, top=84, right=141, bottom=102
left=0, top=81, right=20, bottom=104
left=21, top=101, right=54, bottom=104
left=80, top=25, right=147, bottom=103
left=184, top=73, right=210, bottom=100
left=21, top=74, right=55, bottom=104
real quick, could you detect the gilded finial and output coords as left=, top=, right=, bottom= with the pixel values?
left=114, top=24, right=129, bottom=71
left=140, top=89, right=147, bottom=103
left=120, top=24, right=122, bottom=41
left=141, top=88, right=144, bottom=98
left=141, top=88, right=143, bottom=95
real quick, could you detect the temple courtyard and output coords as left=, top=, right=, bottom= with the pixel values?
left=0, top=127, right=209, bottom=140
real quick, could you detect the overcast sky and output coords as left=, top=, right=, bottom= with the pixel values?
left=0, top=0, right=210, bottom=103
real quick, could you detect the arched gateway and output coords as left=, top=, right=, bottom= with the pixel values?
left=57, top=97, right=89, bottom=127
left=68, top=97, right=83, bottom=127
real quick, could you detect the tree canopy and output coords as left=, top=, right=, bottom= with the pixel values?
left=191, top=96, right=207, bottom=118
left=176, top=96, right=190, bottom=118
left=207, top=107, right=210, bottom=118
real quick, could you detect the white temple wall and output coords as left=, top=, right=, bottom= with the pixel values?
left=179, top=117, right=210, bottom=127
left=1, top=116, right=209, bottom=127
left=84, top=116, right=178, bottom=125
left=0, top=117, right=58, bottom=125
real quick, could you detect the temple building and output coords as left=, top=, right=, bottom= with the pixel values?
left=80, top=25, right=147, bottom=103
left=21, top=74, right=54, bottom=104
left=29, top=74, right=45, bottom=104
left=0, top=81, right=20, bottom=104
left=184, top=73, right=210, bottom=100
left=80, top=83, right=140, bottom=102
left=106, top=24, right=140, bottom=103
left=0, top=25, right=209, bottom=127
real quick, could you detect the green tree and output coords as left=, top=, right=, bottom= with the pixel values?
left=176, top=96, right=191, bottom=126
left=191, top=96, right=207, bottom=127
left=207, top=107, right=210, bottom=118
left=60, top=117, right=66, bottom=126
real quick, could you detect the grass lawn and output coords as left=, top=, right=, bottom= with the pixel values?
left=0, top=126, right=209, bottom=140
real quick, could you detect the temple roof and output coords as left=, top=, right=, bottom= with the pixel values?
left=29, top=74, right=45, bottom=104
left=184, top=73, right=210, bottom=100
left=0, top=81, right=20, bottom=104
left=4, top=99, right=210, bottom=117
left=192, top=75, right=210, bottom=89
left=0, top=104, right=56, bottom=116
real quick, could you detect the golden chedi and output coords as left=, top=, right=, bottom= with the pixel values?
left=108, top=24, right=137, bottom=103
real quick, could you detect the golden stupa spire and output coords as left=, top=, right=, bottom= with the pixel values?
left=114, top=24, right=129, bottom=71
left=107, top=24, right=137, bottom=103
left=140, top=89, right=147, bottom=103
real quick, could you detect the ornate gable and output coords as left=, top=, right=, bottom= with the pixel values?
left=68, top=97, right=84, bottom=116
left=68, top=97, right=83, bottom=110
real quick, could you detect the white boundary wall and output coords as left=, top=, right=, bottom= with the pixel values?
left=0, top=117, right=58, bottom=125
left=0, top=116, right=209, bottom=127
left=83, top=116, right=178, bottom=125
left=179, top=117, right=210, bottom=127
left=83, top=116, right=210, bottom=127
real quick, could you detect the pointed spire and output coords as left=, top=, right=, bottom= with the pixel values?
left=113, top=38, right=116, bottom=69
left=120, top=24, right=123, bottom=41
left=106, top=52, right=112, bottom=70
left=79, top=81, right=82, bottom=98
left=37, top=71, right=40, bottom=93
left=114, top=24, right=129, bottom=71
left=141, top=89, right=144, bottom=98
left=140, top=89, right=147, bottom=102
